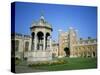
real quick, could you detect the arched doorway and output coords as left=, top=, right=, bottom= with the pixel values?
left=64, top=47, right=70, bottom=57
left=46, top=32, right=50, bottom=49
left=37, top=31, right=44, bottom=50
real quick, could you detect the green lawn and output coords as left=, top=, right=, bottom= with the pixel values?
left=30, top=57, right=97, bottom=71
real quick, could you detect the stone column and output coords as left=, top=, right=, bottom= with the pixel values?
left=43, top=33, right=46, bottom=50
left=31, top=37, right=33, bottom=51
left=91, top=51, right=94, bottom=58
left=34, top=32, right=37, bottom=51
left=31, top=33, right=34, bottom=51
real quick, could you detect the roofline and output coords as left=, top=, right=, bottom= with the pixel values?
left=30, top=26, right=53, bottom=31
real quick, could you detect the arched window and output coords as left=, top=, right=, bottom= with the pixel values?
left=25, top=41, right=29, bottom=51
left=15, top=40, right=19, bottom=51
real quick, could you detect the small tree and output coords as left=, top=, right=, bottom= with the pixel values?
left=64, top=47, right=70, bottom=57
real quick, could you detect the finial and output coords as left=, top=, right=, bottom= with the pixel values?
left=41, top=10, right=44, bottom=16
left=40, top=10, right=45, bottom=20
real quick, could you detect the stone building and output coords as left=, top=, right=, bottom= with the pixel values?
left=11, top=33, right=59, bottom=60
left=11, top=14, right=97, bottom=60
left=12, top=27, right=97, bottom=60
left=11, top=33, right=31, bottom=59
left=73, top=38, right=97, bottom=57
left=52, top=40, right=59, bottom=57
left=58, top=27, right=97, bottom=58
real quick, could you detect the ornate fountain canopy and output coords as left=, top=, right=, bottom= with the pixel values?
left=30, top=12, right=53, bottom=31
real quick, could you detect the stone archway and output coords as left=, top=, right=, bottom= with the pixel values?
left=37, top=31, right=44, bottom=50
left=64, top=47, right=70, bottom=57
left=46, top=32, right=50, bottom=49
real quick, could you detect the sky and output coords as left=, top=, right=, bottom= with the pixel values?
left=14, top=2, right=97, bottom=41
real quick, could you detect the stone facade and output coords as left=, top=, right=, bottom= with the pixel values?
left=58, top=27, right=97, bottom=58
left=12, top=27, right=97, bottom=60
left=11, top=33, right=58, bottom=60
left=11, top=33, right=31, bottom=59
left=52, top=40, right=59, bottom=57
left=73, top=39, right=97, bottom=57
